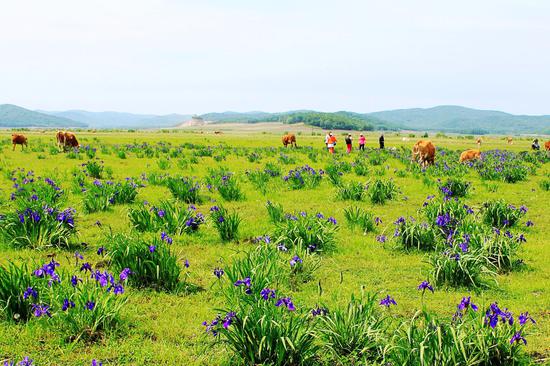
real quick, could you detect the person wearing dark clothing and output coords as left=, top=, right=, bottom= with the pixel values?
left=345, top=134, right=352, bottom=153
left=379, top=134, right=385, bottom=149
left=532, top=139, right=540, bottom=151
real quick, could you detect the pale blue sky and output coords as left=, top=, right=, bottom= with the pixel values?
left=1, top=0, right=549, bottom=115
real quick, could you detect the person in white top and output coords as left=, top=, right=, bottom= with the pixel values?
left=325, top=132, right=331, bottom=150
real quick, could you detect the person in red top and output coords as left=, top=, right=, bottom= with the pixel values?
left=358, top=134, right=366, bottom=151
left=327, top=133, right=337, bottom=154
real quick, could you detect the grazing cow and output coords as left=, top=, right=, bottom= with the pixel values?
left=62, top=132, right=80, bottom=150
left=11, top=134, right=28, bottom=151
left=412, top=140, right=436, bottom=167
left=507, top=137, right=513, bottom=145
left=282, top=133, right=297, bottom=148
left=214, top=131, right=222, bottom=135
left=459, top=149, right=481, bottom=163
left=545, top=141, right=550, bottom=151
left=56, top=131, right=65, bottom=150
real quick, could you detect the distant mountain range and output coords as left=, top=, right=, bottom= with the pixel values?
left=39, top=109, right=191, bottom=129
left=1, top=103, right=549, bottom=134
left=0, top=104, right=86, bottom=128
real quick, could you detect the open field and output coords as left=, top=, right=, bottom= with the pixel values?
left=0, top=129, right=548, bottom=365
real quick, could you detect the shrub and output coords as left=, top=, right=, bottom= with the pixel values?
left=540, top=179, right=550, bottom=191
left=337, top=181, right=366, bottom=201
left=438, top=177, right=471, bottom=198
left=428, top=247, right=495, bottom=288
left=353, top=159, right=369, bottom=176
left=286, top=249, right=321, bottom=290
left=343, top=206, right=376, bottom=233
left=84, top=160, right=104, bottom=179
left=283, top=166, right=322, bottom=190
left=0, top=259, right=127, bottom=342
left=272, top=211, right=338, bottom=253
left=246, top=170, right=271, bottom=195
left=0, top=262, right=35, bottom=321
left=394, top=217, right=439, bottom=251
left=128, top=201, right=204, bottom=235
left=165, top=177, right=202, bottom=204
left=210, top=206, right=242, bottom=242
left=107, top=232, right=183, bottom=291
left=0, top=205, right=77, bottom=249
left=317, top=294, right=386, bottom=363
left=205, top=297, right=318, bottom=366
left=385, top=300, right=535, bottom=365
left=482, top=200, right=527, bottom=228
left=266, top=201, right=285, bottom=223
left=367, top=179, right=398, bottom=204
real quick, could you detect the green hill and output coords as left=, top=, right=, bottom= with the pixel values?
left=366, top=105, right=550, bottom=135
left=0, top=104, right=86, bottom=128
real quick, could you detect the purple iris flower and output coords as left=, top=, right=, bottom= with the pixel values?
left=510, top=331, right=527, bottom=345
left=260, top=288, right=276, bottom=300
left=289, top=256, right=302, bottom=267
left=417, top=281, right=434, bottom=293
left=23, top=287, right=38, bottom=300
left=62, top=298, right=75, bottom=311
left=275, top=297, right=296, bottom=311
left=379, top=295, right=397, bottom=307
left=518, top=312, right=535, bottom=326
left=213, top=267, right=224, bottom=279
left=86, top=301, right=95, bottom=311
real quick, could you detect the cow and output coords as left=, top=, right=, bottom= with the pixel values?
left=12, top=134, right=28, bottom=151
left=282, top=133, right=297, bottom=148
left=545, top=141, right=550, bottom=151
left=459, top=149, right=481, bottom=163
left=56, top=131, right=65, bottom=150
left=412, top=140, right=435, bottom=167
left=214, top=131, right=223, bottom=135
left=63, top=132, right=80, bottom=150
left=507, top=137, right=513, bottom=145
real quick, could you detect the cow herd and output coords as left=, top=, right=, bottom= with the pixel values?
left=8, top=132, right=550, bottom=164
left=11, top=131, right=79, bottom=152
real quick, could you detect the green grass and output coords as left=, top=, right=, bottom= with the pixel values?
left=0, top=130, right=548, bottom=365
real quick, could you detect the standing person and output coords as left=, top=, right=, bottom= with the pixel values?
left=532, top=139, right=540, bottom=151
left=379, top=134, right=385, bottom=149
left=327, top=133, right=337, bottom=154
left=358, top=133, right=366, bottom=151
left=324, top=131, right=330, bottom=150
left=345, top=133, right=352, bottom=153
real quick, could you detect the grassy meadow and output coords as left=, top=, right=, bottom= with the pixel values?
left=0, top=128, right=548, bottom=365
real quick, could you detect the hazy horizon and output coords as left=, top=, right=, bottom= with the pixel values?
left=1, top=1, right=549, bottom=116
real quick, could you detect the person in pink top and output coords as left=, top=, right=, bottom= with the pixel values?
left=358, top=133, right=366, bottom=151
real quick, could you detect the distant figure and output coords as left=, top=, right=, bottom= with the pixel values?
left=327, top=133, right=337, bottom=154
left=545, top=140, right=550, bottom=151
left=324, top=132, right=331, bottom=150
left=345, top=134, right=352, bottom=153
left=282, top=133, right=297, bottom=148
left=214, top=131, right=222, bottom=135
left=12, top=134, right=28, bottom=151
left=531, top=139, right=540, bottom=151
left=379, top=134, right=385, bottom=149
left=358, top=134, right=366, bottom=151
left=412, top=140, right=436, bottom=167
left=459, top=149, right=481, bottom=163
left=476, top=138, right=482, bottom=147
left=507, top=137, right=513, bottom=145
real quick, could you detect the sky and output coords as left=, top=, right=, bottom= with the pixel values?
left=1, top=0, right=549, bottom=115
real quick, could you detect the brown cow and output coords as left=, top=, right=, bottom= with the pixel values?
left=507, top=137, right=513, bottom=145
left=56, top=131, right=65, bottom=150
left=12, top=134, right=28, bottom=151
left=545, top=141, right=550, bottom=151
left=62, top=132, right=80, bottom=151
left=214, top=131, right=223, bottom=135
left=282, top=133, right=297, bottom=148
left=459, top=149, right=481, bottom=163
left=412, top=140, right=435, bottom=167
